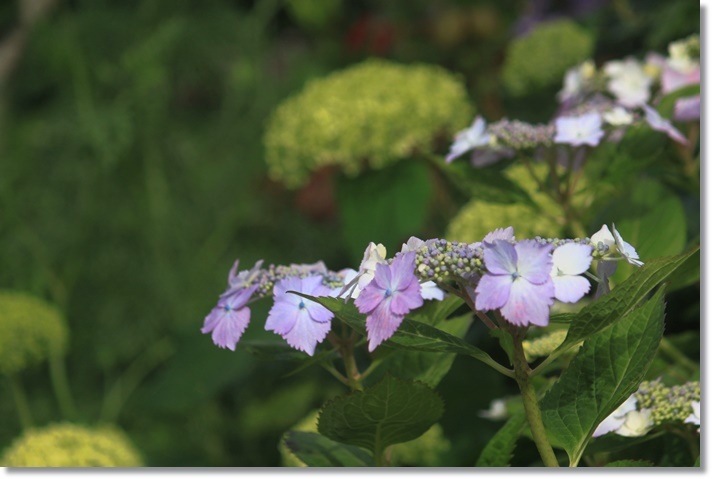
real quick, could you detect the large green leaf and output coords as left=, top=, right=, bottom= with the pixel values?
left=367, top=313, right=473, bottom=388
left=604, top=459, right=654, bottom=467
left=283, top=431, right=374, bottom=467
left=554, top=248, right=696, bottom=355
left=317, top=375, right=444, bottom=458
left=409, top=294, right=465, bottom=326
left=541, top=288, right=666, bottom=466
left=336, top=160, right=433, bottom=264
left=475, top=412, right=527, bottom=467
left=300, top=295, right=512, bottom=377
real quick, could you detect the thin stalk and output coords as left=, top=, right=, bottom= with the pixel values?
left=341, top=342, right=363, bottom=391
left=48, top=353, right=77, bottom=420
left=321, top=363, right=350, bottom=387
left=8, top=375, right=33, bottom=429
left=511, top=330, right=559, bottom=467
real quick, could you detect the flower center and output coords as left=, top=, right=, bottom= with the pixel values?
left=384, top=288, right=393, bottom=297
left=511, top=271, right=520, bottom=280
left=224, top=304, right=232, bottom=312
left=298, top=300, right=306, bottom=310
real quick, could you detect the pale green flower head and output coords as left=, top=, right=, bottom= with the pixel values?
left=264, top=59, right=472, bottom=188
left=502, top=20, right=594, bottom=97
left=0, top=291, right=68, bottom=375
left=1, top=422, right=143, bottom=467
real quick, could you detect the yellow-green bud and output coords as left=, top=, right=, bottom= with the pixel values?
left=0, top=291, right=68, bottom=375
left=1, top=422, right=142, bottom=467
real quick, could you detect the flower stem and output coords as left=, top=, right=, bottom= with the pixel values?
left=511, top=330, right=559, bottom=467
left=7, top=374, right=33, bottom=430
left=49, top=352, right=77, bottom=420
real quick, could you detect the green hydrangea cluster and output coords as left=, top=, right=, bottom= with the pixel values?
left=0, top=291, right=68, bottom=375
left=502, top=20, right=594, bottom=97
left=522, top=329, right=568, bottom=361
left=264, top=59, right=472, bottom=188
left=446, top=163, right=562, bottom=242
left=1, top=422, right=143, bottom=467
left=635, top=379, right=700, bottom=425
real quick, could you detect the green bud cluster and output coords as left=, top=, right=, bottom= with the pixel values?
left=502, top=20, right=594, bottom=97
left=523, top=329, right=568, bottom=361
left=488, top=120, right=555, bottom=149
left=635, top=379, right=700, bottom=425
left=413, top=239, right=485, bottom=283
left=1, top=422, right=143, bottom=467
left=264, top=59, right=472, bottom=188
left=0, top=291, right=68, bottom=375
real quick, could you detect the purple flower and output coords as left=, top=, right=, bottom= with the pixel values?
left=674, top=95, right=700, bottom=122
left=475, top=240, right=555, bottom=327
left=201, top=285, right=259, bottom=350
left=554, top=112, right=604, bottom=147
left=264, top=276, right=334, bottom=356
left=355, top=252, right=423, bottom=351
left=445, top=116, right=491, bottom=163
left=551, top=243, right=592, bottom=303
left=222, top=259, right=263, bottom=298
left=642, top=105, right=688, bottom=145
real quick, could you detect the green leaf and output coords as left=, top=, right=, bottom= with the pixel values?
left=432, top=156, right=537, bottom=206
left=410, top=294, right=465, bottom=326
left=605, top=459, right=654, bottom=467
left=541, top=288, right=666, bottom=466
left=300, top=295, right=512, bottom=377
left=556, top=248, right=697, bottom=353
left=694, top=456, right=700, bottom=467
left=317, top=375, right=444, bottom=457
left=656, top=84, right=700, bottom=119
left=475, top=412, right=526, bottom=467
left=368, top=313, right=473, bottom=388
left=284, top=431, right=374, bottom=467
left=336, top=160, right=433, bottom=264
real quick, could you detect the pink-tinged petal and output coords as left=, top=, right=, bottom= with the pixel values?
left=366, top=302, right=405, bottom=352
left=553, top=275, right=591, bottom=303
left=264, top=302, right=301, bottom=335
left=390, top=252, right=417, bottom=291
left=552, top=243, right=593, bottom=275
left=211, top=307, right=251, bottom=351
left=300, top=275, right=329, bottom=296
left=515, top=240, right=554, bottom=284
left=483, top=240, right=518, bottom=275
left=674, top=95, right=700, bottom=121
left=355, top=283, right=387, bottom=314
left=500, top=279, right=554, bottom=327
left=305, top=302, right=334, bottom=324
left=281, top=315, right=332, bottom=356
left=372, top=261, right=393, bottom=291
left=273, top=276, right=302, bottom=299
left=483, top=227, right=515, bottom=243
left=661, top=66, right=700, bottom=94
left=390, top=281, right=423, bottom=315
left=475, top=274, right=512, bottom=311
left=201, top=306, right=225, bottom=334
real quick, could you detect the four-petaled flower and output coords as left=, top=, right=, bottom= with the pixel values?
left=591, top=224, right=643, bottom=267
left=265, top=276, right=334, bottom=356
left=551, top=243, right=593, bottom=303
left=475, top=240, right=555, bottom=327
left=355, top=252, right=423, bottom=351
left=554, top=112, right=605, bottom=147
left=445, top=116, right=491, bottom=163
left=202, top=285, right=259, bottom=351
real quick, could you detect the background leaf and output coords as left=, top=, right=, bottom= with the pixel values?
left=283, top=431, right=374, bottom=467
left=317, top=375, right=444, bottom=455
left=475, top=412, right=526, bottom=467
left=604, top=459, right=654, bottom=467
left=541, top=288, right=666, bottom=466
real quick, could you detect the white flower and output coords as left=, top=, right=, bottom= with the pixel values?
left=602, top=107, right=633, bottom=126
left=616, top=409, right=654, bottom=437
left=590, top=224, right=643, bottom=267
left=478, top=399, right=508, bottom=420
left=554, top=112, right=604, bottom=147
left=338, top=242, right=388, bottom=299
left=593, top=395, right=638, bottom=437
left=445, top=116, right=491, bottom=163
left=685, top=400, right=700, bottom=430
left=551, top=243, right=593, bottom=303
left=604, top=58, right=653, bottom=107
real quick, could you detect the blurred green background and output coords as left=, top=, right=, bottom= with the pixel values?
left=0, top=0, right=698, bottom=466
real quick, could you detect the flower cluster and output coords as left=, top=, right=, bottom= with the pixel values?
left=594, top=379, right=700, bottom=438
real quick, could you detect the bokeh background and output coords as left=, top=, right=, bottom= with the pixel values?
left=0, top=0, right=699, bottom=466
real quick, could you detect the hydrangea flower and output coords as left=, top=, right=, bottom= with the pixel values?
left=591, top=224, right=643, bottom=267
left=604, top=58, right=653, bottom=107
left=445, top=116, right=491, bottom=163
left=551, top=243, right=593, bottom=303
left=554, top=112, right=604, bottom=147
left=339, top=242, right=388, bottom=299
left=685, top=401, right=700, bottom=430
left=594, top=395, right=638, bottom=437
left=201, top=285, right=259, bottom=351
left=602, top=106, right=633, bottom=126
left=475, top=240, right=555, bottom=327
left=400, top=237, right=445, bottom=301
left=616, top=409, right=654, bottom=437
left=642, top=105, right=688, bottom=145
left=674, top=95, right=700, bottom=122
left=478, top=399, right=509, bottom=420
left=222, top=259, right=263, bottom=297
left=264, top=276, right=334, bottom=356
left=355, top=252, right=423, bottom=351
left=558, top=60, right=596, bottom=102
